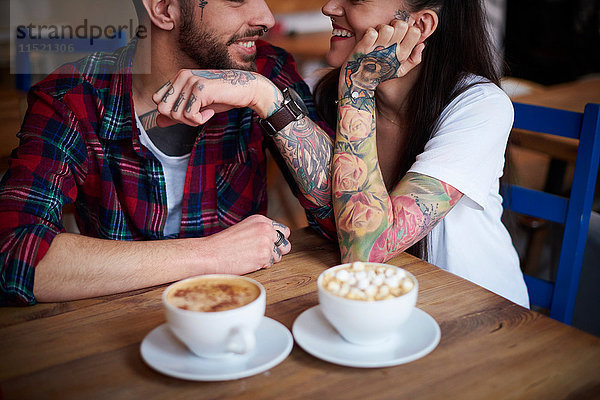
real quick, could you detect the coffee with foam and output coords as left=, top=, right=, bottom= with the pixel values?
left=166, top=275, right=260, bottom=312
left=163, top=274, right=266, bottom=358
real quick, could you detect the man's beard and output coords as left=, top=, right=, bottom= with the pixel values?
left=178, top=4, right=260, bottom=71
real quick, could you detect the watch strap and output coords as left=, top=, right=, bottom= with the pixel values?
left=259, top=103, right=297, bottom=136
left=259, top=87, right=308, bottom=136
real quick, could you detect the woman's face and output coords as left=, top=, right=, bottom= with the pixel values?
left=322, top=0, right=410, bottom=68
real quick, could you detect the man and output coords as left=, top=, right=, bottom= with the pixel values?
left=0, top=0, right=334, bottom=305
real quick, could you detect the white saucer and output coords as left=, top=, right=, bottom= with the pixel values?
left=141, top=317, right=293, bottom=381
left=292, top=305, right=440, bottom=368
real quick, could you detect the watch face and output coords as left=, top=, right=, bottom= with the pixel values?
left=286, top=87, right=310, bottom=116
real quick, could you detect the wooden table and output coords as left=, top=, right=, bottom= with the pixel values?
left=512, top=76, right=600, bottom=113
left=1, top=228, right=599, bottom=399
left=510, top=76, right=600, bottom=164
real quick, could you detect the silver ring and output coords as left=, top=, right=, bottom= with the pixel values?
left=274, top=230, right=285, bottom=247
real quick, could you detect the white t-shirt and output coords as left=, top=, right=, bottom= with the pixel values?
left=135, top=114, right=190, bottom=237
left=408, top=75, right=529, bottom=308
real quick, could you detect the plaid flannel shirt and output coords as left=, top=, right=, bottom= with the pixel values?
left=0, top=40, right=335, bottom=305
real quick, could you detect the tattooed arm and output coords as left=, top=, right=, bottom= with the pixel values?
left=267, top=110, right=333, bottom=208
left=152, top=69, right=333, bottom=208
left=333, top=20, right=462, bottom=262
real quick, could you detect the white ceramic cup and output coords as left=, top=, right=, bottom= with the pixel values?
left=163, top=274, right=266, bottom=358
left=317, top=263, right=418, bottom=345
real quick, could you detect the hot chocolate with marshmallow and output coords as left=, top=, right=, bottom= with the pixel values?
left=321, top=262, right=414, bottom=301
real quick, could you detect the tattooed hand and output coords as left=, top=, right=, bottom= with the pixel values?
left=342, top=19, right=424, bottom=99
left=152, top=69, right=282, bottom=127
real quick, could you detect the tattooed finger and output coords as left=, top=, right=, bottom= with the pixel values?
left=185, top=94, right=197, bottom=113
left=173, top=93, right=185, bottom=112
left=162, top=86, right=175, bottom=103
left=155, top=80, right=172, bottom=94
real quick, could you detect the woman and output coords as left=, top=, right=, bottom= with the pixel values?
left=315, top=0, right=529, bottom=307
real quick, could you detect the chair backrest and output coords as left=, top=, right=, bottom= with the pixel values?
left=503, top=102, right=600, bottom=324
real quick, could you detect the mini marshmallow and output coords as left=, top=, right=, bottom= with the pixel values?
left=321, top=264, right=414, bottom=301
left=339, top=283, right=350, bottom=297
left=327, top=280, right=341, bottom=293
left=336, top=269, right=350, bottom=282
left=355, top=271, right=367, bottom=281
left=378, top=285, right=390, bottom=297
left=357, top=278, right=370, bottom=290
left=385, top=276, right=400, bottom=288
left=401, top=278, right=414, bottom=292
left=372, top=275, right=384, bottom=286
left=365, top=285, right=377, bottom=297
left=351, top=262, right=365, bottom=271
left=349, top=287, right=364, bottom=299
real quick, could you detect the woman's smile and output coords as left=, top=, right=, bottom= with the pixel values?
left=331, top=23, right=355, bottom=42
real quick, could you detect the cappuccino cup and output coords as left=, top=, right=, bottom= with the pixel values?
left=318, top=262, right=417, bottom=345
left=163, top=274, right=265, bottom=358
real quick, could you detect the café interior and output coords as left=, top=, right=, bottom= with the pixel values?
left=0, top=0, right=599, bottom=398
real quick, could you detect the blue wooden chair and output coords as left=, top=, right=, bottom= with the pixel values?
left=503, top=102, right=600, bottom=324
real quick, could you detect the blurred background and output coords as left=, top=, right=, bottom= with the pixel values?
left=0, top=0, right=598, bottom=334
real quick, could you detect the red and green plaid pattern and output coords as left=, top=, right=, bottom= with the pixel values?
left=0, top=40, right=335, bottom=305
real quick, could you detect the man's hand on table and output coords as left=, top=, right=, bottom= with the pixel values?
left=33, top=215, right=291, bottom=302
left=203, top=215, right=291, bottom=273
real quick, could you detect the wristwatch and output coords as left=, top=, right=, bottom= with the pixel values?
left=259, top=87, right=309, bottom=136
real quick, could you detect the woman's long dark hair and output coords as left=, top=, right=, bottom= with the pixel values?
left=315, top=0, right=502, bottom=260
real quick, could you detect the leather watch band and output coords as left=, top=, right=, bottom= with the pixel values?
left=258, top=87, right=308, bottom=136
left=261, top=104, right=297, bottom=135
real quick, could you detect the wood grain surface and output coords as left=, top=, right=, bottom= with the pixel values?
left=508, top=77, right=600, bottom=164
left=1, top=228, right=599, bottom=400
left=512, top=77, right=600, bottom=113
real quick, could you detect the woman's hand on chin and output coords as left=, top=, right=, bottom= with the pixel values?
left=342, top=20, right=425, bottom=95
